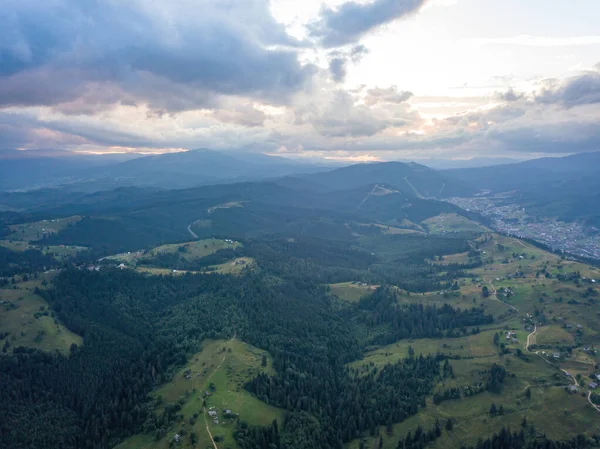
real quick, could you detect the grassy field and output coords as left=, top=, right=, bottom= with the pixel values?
left=116, top=339, right=283, bottom=449
left=7, top=216, right=82, bottom=242
left=346, top=231, right=600, bottom=449
left=535, top=325, right=575, bottom=347
left=0, top=240, right=88, bottom=260
left=105, top=239, right=241, bottom=266
left=207, top=201, right=244, bottom=214
left=422, top=213, right=486, bottom=235
left=209, top=257, right=255, bottom=275
left=356, top=222, right=425, bottom=236
left=348, top=349, right=599, bottom=449
left=329, top=282, right=376, bottom=303
left=0, top=274, right=82, bottom=354
left=135, top=257, right=255, bottom=277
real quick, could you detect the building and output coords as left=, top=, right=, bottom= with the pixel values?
left=567, top=385, right=579, bottom=393
left=552, top=353, right=561, bottom=359
left=589, top=382, right=598, bottom=389
left=208, top=410, right=217, bottom=417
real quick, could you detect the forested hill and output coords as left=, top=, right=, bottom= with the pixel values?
left=443, top=151, right=600, bottom=193
left=3, top=177, right=473, bottom=255
left=2, top=158, right=600, bottom=449
left=0, top=238, right=490, bottom=449
left=300, top=161, right=474, bottom=198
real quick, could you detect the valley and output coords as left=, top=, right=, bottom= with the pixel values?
left=447, top=194, right=600, bottom=261
left=2, top=157, right=600, bottom=449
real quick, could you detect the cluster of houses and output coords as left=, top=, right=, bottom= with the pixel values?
left=563, top=373, right=600, bottom=392
left=508, top=270, right=526, bottom=279
left=351, top=281, right=369, bottom=287
left=498, top=287, right=514, bottom=298
left=207, top=407, right=239, bottom=425
left=505, top=331, right=518, bottom=344
left=590, top=374, right=600, bottom=390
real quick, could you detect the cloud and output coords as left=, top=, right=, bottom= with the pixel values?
left=365, top=86, right=413, bottom=105
left=471, top=35, right=600, bottom=47
left=535, top=70, right=600, bottom=108
left=213, top=103, right=268, bottom=127
left=0, top=0, right=315, bottom=113
left=329, top=58, right=347, bottom=83
left=495, top=88, right=525, bottom=102
left=485, top=118, right=600, bottom=154
left=290, top=87, right=419, bottom=138
left=328, top=45, right=369, bottom=82
left=309, top=0, right=426, bottom=47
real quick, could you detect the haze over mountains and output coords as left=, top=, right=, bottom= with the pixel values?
left=3, top=149, right=600, bottom=233
left=0, top=149, right=336, bottom=192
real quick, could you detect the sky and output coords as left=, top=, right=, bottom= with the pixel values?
left=1, top=0, right=600, bottom=162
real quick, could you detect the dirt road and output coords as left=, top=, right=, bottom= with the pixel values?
left=562, top=369, right=578, bottom=386
left=588, top=391, right=600, bottom=413
left=187, top=223, right=199, bottom=239
left=525, top=325, right=537, bottom=350
left=485, top=278, right=519, bottom=312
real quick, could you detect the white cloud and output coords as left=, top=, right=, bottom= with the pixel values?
left=470, top=35, right=600, bottom=47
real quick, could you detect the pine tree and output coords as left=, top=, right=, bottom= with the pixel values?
left=445, top=419, right=453, bottom=431
left=386, top=416, right=393, bottom=435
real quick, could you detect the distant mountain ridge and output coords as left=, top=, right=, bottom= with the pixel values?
left=300, top=161, right=474, bottom=198
left=443, top=151, right=600, bottom=227
left=0, top=148, right=334, bottom=191
left=444, top=151, right=600, bottom=193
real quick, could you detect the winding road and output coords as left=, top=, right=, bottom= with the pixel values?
left=588, top=391, right=600, bottom=412
left=484, top=278, right=519, bottom=312
left=187, top=223, right=199, bottom=239
left=562, top=369, right=578, bottom=387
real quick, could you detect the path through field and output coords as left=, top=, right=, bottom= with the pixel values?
left=562, top=369, right=578, bottom=386
left=588, top=391, right=600, bottom=413
left=203, top=333, right=236, bottom=449
left=484, top=278, right=519, bottom=312
left=525, top=325, right=537, bottom=350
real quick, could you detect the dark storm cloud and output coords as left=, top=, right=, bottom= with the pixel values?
left=0, top=0, right=315, bottom=112
left=309, top=0, right=426, bottom=47
left=535, top=70, right=600, bottom=108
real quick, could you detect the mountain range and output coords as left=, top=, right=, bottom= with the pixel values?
left=0, top=149, right=336, bottom=191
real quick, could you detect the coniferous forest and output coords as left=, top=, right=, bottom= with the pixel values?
left=1, top=177, right=599, bottom=449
